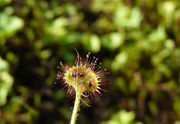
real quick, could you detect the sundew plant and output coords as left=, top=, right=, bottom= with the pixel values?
left=56, top=51, right=109, bottom=124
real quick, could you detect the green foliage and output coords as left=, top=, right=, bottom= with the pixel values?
left=44, top=17, right=68, bottom=38
left=101, top=110, right=142, bottom=124
left=82, top=33, right=101, bottom=52
left=0, top=0, right=180, bottom=123
left=0, top=0, right=12, bottom=6
left=0, top=57, right=13, bottom=106
left=102, top=32, right=124, bottom=50
left=0, top=12, right=24, bottom=38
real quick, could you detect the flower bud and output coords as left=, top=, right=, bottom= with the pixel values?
left=56, top=51, right=108, bottom=98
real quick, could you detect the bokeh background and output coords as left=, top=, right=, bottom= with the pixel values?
left=0, top=0, right=180, bottom=124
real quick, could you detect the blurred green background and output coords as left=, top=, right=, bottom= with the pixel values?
left=0, top=0, right=180, bottom=124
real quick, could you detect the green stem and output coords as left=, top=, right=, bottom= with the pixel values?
left=70, top=91, right=82, bottom=124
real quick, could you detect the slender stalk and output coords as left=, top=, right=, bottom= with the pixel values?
left=70, top=91, right=82, bottom=124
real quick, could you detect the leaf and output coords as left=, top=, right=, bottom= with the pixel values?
left=0, top=12, right=24, bottom=38
left=82, top=33, right=101, bottom=53
left=0, top=57, right=14, bottom=106
left=0, top=0, right=12, bottom=6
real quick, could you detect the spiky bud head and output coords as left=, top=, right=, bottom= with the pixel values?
left=56, top=51, right=108, bottom=98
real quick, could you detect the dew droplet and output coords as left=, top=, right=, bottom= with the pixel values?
left=78, top=72, right=84, bottom=77
left=60, top=62, right=63, bottom=66
left=86, top=76, right=89, bottom=79
left=80, top=81, right=85, bottom=85
left=71, top=73, right=76, bottom=78
left=88, top=81, right=92, bottom=87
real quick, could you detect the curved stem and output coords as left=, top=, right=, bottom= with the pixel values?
left=70, top=91, right=82, bottom=124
